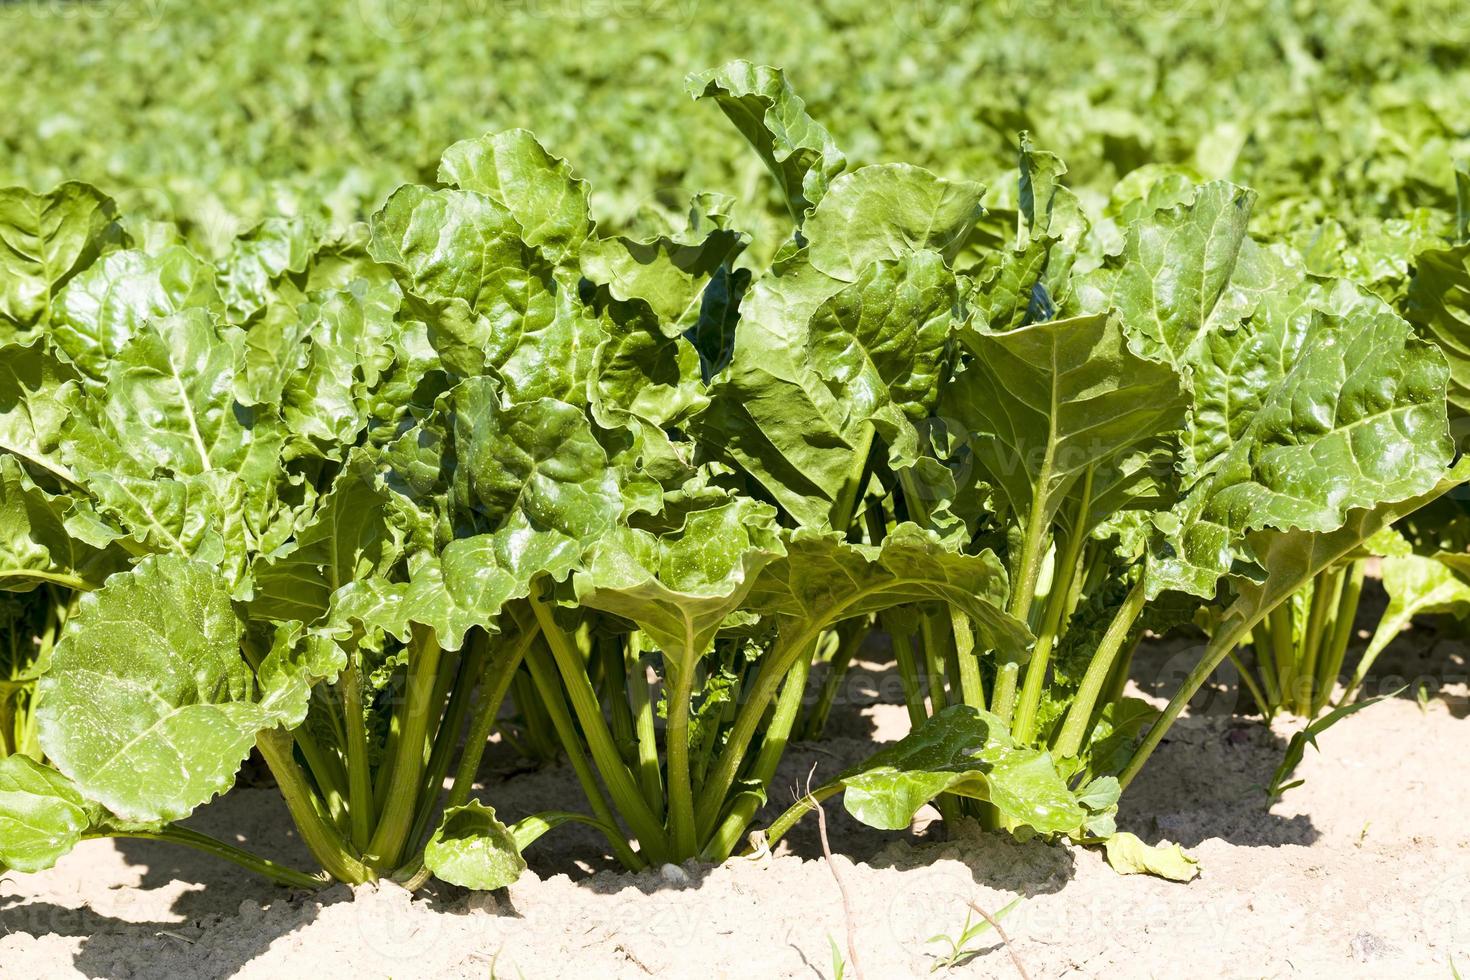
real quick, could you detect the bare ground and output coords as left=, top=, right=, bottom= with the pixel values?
left=3, top=627, right=1468, bottom=979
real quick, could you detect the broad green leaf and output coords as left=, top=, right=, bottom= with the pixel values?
left=1151, top=301, right=1454, bottom=598
left=0, top=338, right=82, bottom=483
left=216, top=216, right=322, bottom=323
left=0, top=755, right=90, bottom=873
left=590, top=296, right=707, bottom=429
left=748, top=524, right=1031, bottom=663
left=362, top=381, right=624, bottom=647
left=1074, top=181, right=1261, bottom=368
left=51, top=246, right=223, bottom=380
left=60, top=311, right=279, bottom=583
left=438, top=129, right=592, bottom=266
left=1102, top=832, right=1200, bottom=882
left=278, top=282, right=402, bottom=456
left=0, top=455, right=122, bottom=593
left=1350, top=553, right=1470, bottom=688
left=369, top=183, right=597, bottom=399
left=1405, top=241, right=1470, bottom=416
left=834, top=705, right=1085, bottom=835
left=37, top=555, right=277, bottom=823
left=250, top=457, right=401, bottom=624
left=944, top=311, right=1187, bottom=543
left=575, top=494, right=784, bottom=671
left=687, top=61, right=846, bottom=223
left=804, top=165, right=984, bottom=282
left=423, top=800, right=526, bottom=890
left=807, top=250, right=957, bottom=465
left=0, top=182, right=118, bottom=332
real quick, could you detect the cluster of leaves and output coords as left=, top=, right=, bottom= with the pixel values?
left=2, top=45, right=1468, bottom=896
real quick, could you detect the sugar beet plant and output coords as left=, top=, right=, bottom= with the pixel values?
left=0, top=63, right=1464, bottom=890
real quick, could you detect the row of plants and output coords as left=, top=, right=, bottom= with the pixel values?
left=1, top=63, right=1467, bottom=892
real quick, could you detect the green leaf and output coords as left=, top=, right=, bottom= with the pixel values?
left=1267, top=694, right=1397, bottom=799
left=0, top=755, right=90, bottom=873
left=582, top=195, right=746, bottom=329
left=1405, top=241, right=1470, bottom=417
left=748, top=524, right=1031, bottom=664
left=369, top=183, right=596, bottom=399
left=250, top=456, right=401, bottom=624
left=1102, top=832, right=1200, bottom=882
left=0, top=338, right=83, bottom=483
left=807, top=250, right=958, bottom=466
left=438, top=130, right=592, bottom=266
left=51, top=246, right=223, bottom=380
left=804, top=165, right=984, bottom=281
left=687, top=61, right=846, bottom=223
left=1151, top=296, right=1454, bottom=598
left=575, top=494, right=784, bottom=672
left=0, top=455, right=122, bottom=592
left=1356, top=552, right=1470, bottom=676
left=834, top=705, right=1085, bottom=835
left=36, top=554, right=280, bottom=823
left=944, top=311, right=1187, bottom=540
left=423, top=800, right=527, bottom=890
left=0, top=182, right=119, bottom=333
left=1074, top=181, right=1261, bottom=369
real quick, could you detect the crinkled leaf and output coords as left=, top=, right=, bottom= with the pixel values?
left=748, top=524, right=1031, bottom=663
left=423, top=800, right=526, bottom=890
left=438, top=130, right=592, bottom=265
left=0, top=182, right=119, bottom=333
left=804, top=165, right=984, bottom=281
left=51, top=246, right=223, bottom=380
left=0, top=755, right=90, bottom=873
left=835, top=705, right=1085, bottom=835
left=36, top=555, right=279, bottom=823
left=1102, top=832, right=1200, bottom=882
left=687, top=61, right=846, bottom=222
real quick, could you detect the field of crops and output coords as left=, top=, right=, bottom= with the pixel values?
left=3, top=0, right=1470, bottom=976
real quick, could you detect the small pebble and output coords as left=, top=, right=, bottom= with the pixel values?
left=659, top=863, right=689, bottom=886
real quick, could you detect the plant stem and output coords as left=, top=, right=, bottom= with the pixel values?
left=339, top=650, right=375, bottom=852
left=1314, top=560, right=1365, bottom=715
left=529, top=591, right=669, bottom=862
left=404, top=637, right=487, bottom=855
left=522, top=636, right=647, bottom=870
left=762, top=782, right=843, bottom=850
left=1051, top=578, right=1146, bottom=759
left=625, top=632, right=665, bottom=819
left=919, top=614, right=950, bottom=713
left=951, top=607, right=985, bottom=710
left=1268, top=603, right=1297, bottom=717
left=1250, top=623, right=1282, bottom=708
left=883, top=613, right=929, bottom=729
left=1228, top=651, right=1273, bottom=719
left=664, top=658, right=700, bottom=858
left=362, top=624, right=443, bottom=870
left=256, top=729, right=374, bottom=883
left=92, top=825, right=322, bottom=890
left=440, top=629, right=533, bottom=814
left=1296, top=567, right=1342, bottom=715
left=600, top=633, right=637, bottom=767
left=695, top=625, right=810, bottom=838
left=701, top=649, right=813, bottom=861
left=1119, top=611, right=1256, bottom=788
left=1013, top=472, right=1092, bottom=743
left=802, top=618, right=865, bottom=739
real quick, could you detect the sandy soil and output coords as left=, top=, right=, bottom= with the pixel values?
left=2, top=624, right=1468, bottom=979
